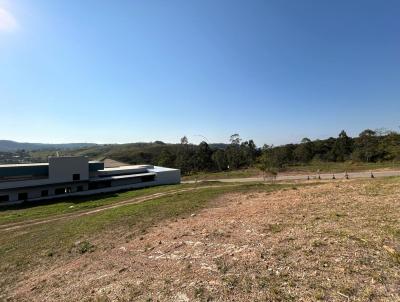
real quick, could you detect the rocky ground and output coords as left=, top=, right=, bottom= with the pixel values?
left=6, top=180, right=400, bottom=301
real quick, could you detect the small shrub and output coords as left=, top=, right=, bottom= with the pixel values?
left=214, top=258, right=230, bottom=274
left=95, top=294, right=111, bottom=302
left=77, top=241, right=95, bottom=254
left=312, top=240, right=327, bottom=248
left=194, top=285, right=206, bottom=299
left=257, top=276, right=269, bottom=289
left=222, top=275, right=239, bottom=291
left=264, top=223, right=284, bottom=234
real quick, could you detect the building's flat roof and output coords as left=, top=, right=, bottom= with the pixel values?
left=0, top=163, right=49, bottom=168
left=99, top=165, right=154, bottom=172
left=150, top=166, right=180, bottom=172
left=0, top=160, right=102, bottom=168
left=89, top=172, right=156, bottom=182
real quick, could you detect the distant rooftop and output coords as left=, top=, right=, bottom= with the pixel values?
left=100, top=165, right=153, bottom=172
left=0, top=160, right=102, bottom=168
left=0, top=163, right=49, bottom=168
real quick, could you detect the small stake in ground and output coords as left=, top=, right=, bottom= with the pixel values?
left=332, top=173, right=336, bottom=180
left=345, top=171, right=349, bottom=179
left=371, top=171, right=375, bottom=178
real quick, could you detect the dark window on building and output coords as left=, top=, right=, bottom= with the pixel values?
left=41, top=190, right=49, bottom=197
left=89, top=180, right=111, bottom=190
left=141, top=175, right=155, bottom=182
left=55, top=188, right=65, bottom=195
left=0, top=195, right=9, bottom=202
left=77, top=186, right=83, bottom=192
left=18, top=192, right=28, bottom=201
left=73, top=174, right=80, bottom=181
left=66, top=187, right=72, bottom=193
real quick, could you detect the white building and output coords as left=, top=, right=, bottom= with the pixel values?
left=0, top=157, right=180, bottom=205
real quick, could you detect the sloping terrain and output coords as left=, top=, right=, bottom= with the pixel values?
left=3, top=179, right=400, bottom=301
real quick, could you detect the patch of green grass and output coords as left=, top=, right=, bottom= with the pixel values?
left=0, top=182, right=237, bottom=225
left=74, top=241, right=95, bottom=254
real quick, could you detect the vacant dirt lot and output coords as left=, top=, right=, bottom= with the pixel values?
left=6, top=180, right=400, bottom=301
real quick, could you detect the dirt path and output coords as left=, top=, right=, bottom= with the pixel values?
left=8, top=181, right=400, bottom=301
left=0, top=184, right=241, bottom=232
left=183, top=170, right=400, bottom=183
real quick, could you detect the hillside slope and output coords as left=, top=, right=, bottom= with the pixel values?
left=0, top=140, right=97, bottom=152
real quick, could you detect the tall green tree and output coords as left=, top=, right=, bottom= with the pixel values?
left=195, top=141, right=213, bottom=171
left=180, top=136, right=189, bottom=145
left=240, top=140, right=258, bottom=166
left=226, top=134, right=243, bottom=169
left=212, top=149, right=228, bottom=171
left=157, top=149, right=176, bottom=167
left=229, top=133, right=242, bottom=145
left=381, top=131, right=400, bottom=161
left=332, top=130, right=353, bottom=161
left=294, top=138, right=314, bottom=163
left=258, top=145, right=279, bottom=181
left=352, top=129, right=379, bottom=162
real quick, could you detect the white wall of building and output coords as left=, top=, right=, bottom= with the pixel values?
left=0, top=158, right=181, bottom=205
left=49, top=157, right=89, bottom=182
left=152, top=166, right=181, bottom=185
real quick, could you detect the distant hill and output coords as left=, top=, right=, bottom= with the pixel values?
left=209, top=143, right=229, bottom=149
left=0, top=140, right=98, bottom=152
left=27, top=142, right=230, bottom=166
left=0, top=140, right=231, bottom=166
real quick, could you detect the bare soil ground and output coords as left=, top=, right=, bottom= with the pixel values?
left=103, top=159, right=129, bottom=168
left=5, top=180, right=400, bottom=301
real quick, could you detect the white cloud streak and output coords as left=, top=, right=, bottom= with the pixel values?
left=0, top=7, right=17, bottom=32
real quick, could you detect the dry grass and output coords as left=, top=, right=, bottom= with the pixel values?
left=3, top=178, right=400, bottom=301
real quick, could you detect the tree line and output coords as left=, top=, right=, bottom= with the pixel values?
left=156, top=129, right=400, bottom=175
left=7, top=129, right=398, bottom=175
left=156, top=134, right=260, bottom=175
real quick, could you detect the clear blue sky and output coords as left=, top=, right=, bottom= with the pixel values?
left=1, top=0, right=399, bottom=146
